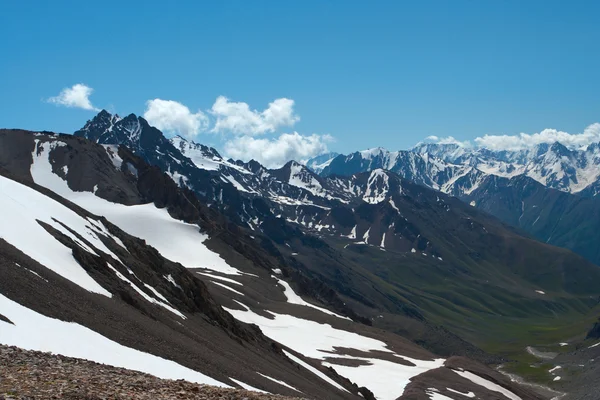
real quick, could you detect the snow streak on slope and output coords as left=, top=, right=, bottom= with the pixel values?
left=170, top=136, right=251, bottom=174
left=288, top=162, right=325, bottom=196
left=0, top=294, right=228, bottom=387
left=105, top=263, right=186, bottom=318
left=426, top=389, right=454, bottom=399
left=276, top=278, right=351, bottom=320
left=452, top=370, right=522, bottom=400
left=225, top=303, right=444, bottom=400
left=0, top=175, right=111, bottom=297
left=282, top=350, right=349, bottom=393
left=229, top=378, right=270, bottom=393
left=256, top=372, right=302, bottom=393
left=363, top=169, right=390, bottom=204
left=30, top=139, right=242, bottom=275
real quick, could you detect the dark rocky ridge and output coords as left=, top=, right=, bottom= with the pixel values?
left=0, top=131, right=365, bottom=398
left=319, top=143, right=600, bottom=267
left=586, top=318, right=600, bottom=339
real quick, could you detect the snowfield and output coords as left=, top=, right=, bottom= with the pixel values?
left=224, top=302, right=445, bottom=400
left=30, top=139, right=241, bottom=275
left=0, top=174, right=111, bottom=296
left=0, top=294, right=228, bottom=387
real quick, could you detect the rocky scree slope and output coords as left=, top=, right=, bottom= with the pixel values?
left=0, top=345, right=302, bottom=400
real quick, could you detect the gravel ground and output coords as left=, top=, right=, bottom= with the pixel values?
left=0, top=345, right=305, bottom=400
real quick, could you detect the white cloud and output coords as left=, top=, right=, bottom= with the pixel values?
left=224, top=132, right=333, bottom=168
left=474, top=123, right=600, bottom=151
left=47, top=84, right=99, bottom=111
left=143, top=99, right=209, bottom=138
left=423, top=135, right=471, bottom=147
left=211, top=96, right=299, bottom=135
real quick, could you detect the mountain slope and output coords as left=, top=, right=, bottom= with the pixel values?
left=67, top=111, right=600, bottom=393
left=319, top=143, right=600, bottom=269
left=72, top=111, right=600, bottom=334
left=0, top=128, right=553, bottom=400
left=459, top=174, right=600, bottom=266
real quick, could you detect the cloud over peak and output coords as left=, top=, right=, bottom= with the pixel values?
left=143, top=99, right=209, bottom=138
left=421, top=123, right=600, bottom=151
left=474, top=123, right=600, bottom=151
left=224, top=132, right=333, bottom=168
left=211, top=96, right=299, bottom=135
left=423, top=135, right=471, bottom=147
left=47, top=84, right=99, bottom=111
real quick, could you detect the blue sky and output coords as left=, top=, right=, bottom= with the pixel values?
left=1, top=1, right=599, bottom=166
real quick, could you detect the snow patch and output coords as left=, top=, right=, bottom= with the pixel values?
left=106, top=263, right=185, bottom=319
left=256, top=372, right=302, bottom=393
left=225, top=304, right=443, bottom=400
left=452, top=370, right=522, bottom=400
left=277, top=278, right=350, bottom=320
left=0, top=294, right=228, bottom=386
left=447, top=387, right=476, bottom=397
left=363, top=169, right=390, bottom=204
left=210, top=281, right=245, bottom=296
left=229, top=378, right=270, bottom=393
left=283, top=350, right=349, bottom=393
left=198, top=272, right=242, bottom=286
left=0, top=175, right=111, bottom=297
left=30, top=143, right=242, bottom=275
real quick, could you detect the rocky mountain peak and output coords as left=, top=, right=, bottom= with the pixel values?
left=549, top=141, right=571, bottom=157
left=170, top=135, right=223, bottom=160
left=74, top=109, right=123, bottom=142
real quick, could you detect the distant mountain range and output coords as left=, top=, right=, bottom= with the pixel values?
left=307, top=141, right=600, bottom=267
left=314, top=140, right=600, bottom=197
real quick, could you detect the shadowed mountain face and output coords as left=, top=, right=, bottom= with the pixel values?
left=457, top=174, right=600, bottom=267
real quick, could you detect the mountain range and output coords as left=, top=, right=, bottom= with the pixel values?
left=310, top=142, right=600, bottom=267
left=1, top=110, right=600, bottom=399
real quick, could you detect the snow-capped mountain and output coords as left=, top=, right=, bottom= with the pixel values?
left=416, top=141, right=600, bottom=196
left=312, top=141, right=600, bottom=267
left=322, top=141, right=600, bottom=198
left=71, top=111, right=600, bottom=269
left=305, top=152, right=339, bottom=173
left=170, top=135, right=253, bottom=174
left=5, top=110, right=600, bottom=397
left=320, top=147, right=472, bottom=193
left=1, top=126, right=564, bottom=400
